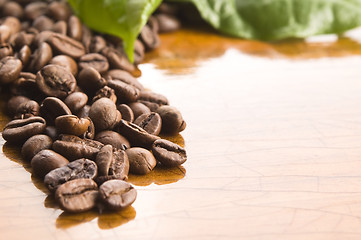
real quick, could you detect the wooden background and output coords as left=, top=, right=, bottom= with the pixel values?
left=2, top=27, right=361, bottom=240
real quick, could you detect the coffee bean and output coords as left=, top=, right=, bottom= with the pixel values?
left=101, top=46, right=135, bottom=73
left=126, top=147, right=157, bottom=175
left=55, top=115, right=90, bottom=136
left=133, top=39, right=145, bottom=65
left=2, top=116, right=46, bottom=144
left=31, top=149, right=69, bottom=178
left=77, top=67, right=106, bottom=96
left=139, top=24, right=160, bottom=51
left=2, top=1, right=24, bottom=19
left=0, top=25, right=11, bottom=43
left=89, top=35, right=106, bottom=53
left=95, top=145, right=129, bottom=184
left=78, top=53, right=109, bottom=74
left=152, top=139, right=187, bottom=167
left=55, top=178, right=98, bottom=213
left=139, top=91, right=169, bottom=106
left=47, top=1, right=72, bottom=21
left=117, top=120, right=160, bottom=149
left=117, top=104, right=134, bottom=122
left=95, top=130, right=130, bottom=150
left=13, top=31, right=34, bottom=49
left=105, top=69, right=144, bottom=90
left=98, top=180, right=136, bottom=210
left=156, top=105, right=186, bottom=134
left=44, top=125, right=58, bottom=141
left=52, top=134, right=104, bottom=161
left=89, top=97, right=120, bottom=132
left=49, top=55, right=78, bottom=77
left=107, top=79, right=140, bottom=103
left=134, top=112, right=162, bottom=136
left=64, top=92, right=88, bottom=113
left=7, top=95, right=30, bottom=116
left=46, top=33, right=85, bottom=59
left=52, top=20, right=67, bottom=35
left=67, top=15, right=82, bottom=41
left=24, top=2, right=48, bottom=21
left=21, top=134, right=53, bottom=161
left=155, top=13, right=181, bottom=33
left=44, top=158, right=98, bottom=192
left=0, top=43, right=13, bottom=59
left=17, top=45, right=31, bottom=66
left=76, top=104, right=90, bottom=118
left=80, top=117, right=95, bottom=139
left=40, top=97, right=72, bottom=126
left=3, top=16, right=21, bottom=35
left=36, top=64, right=76, bottom=98
left=32, top=15, right=54, bottom=32
left=15, top=100, right=40, bottom=119
left=92, top=86, right=117, bottom=104
left=0, top=56, right=23, bottom=85
left=128, top=102, right=151, bottom=120
left=28, top=42, right=53, bottom=72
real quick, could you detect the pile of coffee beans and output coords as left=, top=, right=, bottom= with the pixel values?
left=0, top=0, right=186, bottom=213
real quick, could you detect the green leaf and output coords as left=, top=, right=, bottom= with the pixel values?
left=67, top=0, right=161, bottom=62
left=169, top=0, right=361, bottom=40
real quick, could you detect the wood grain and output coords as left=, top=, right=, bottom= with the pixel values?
left=2, top=28, right=361, bottom=240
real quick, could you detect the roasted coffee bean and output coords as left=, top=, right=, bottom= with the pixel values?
left=2, top=116, right=46, bottom=143
left=152, top=139, right=187, bottom=167
left=138, top=100, right=160, bottom=112
left=139, top=24, right=160, bottom=51
left=7, top=95, right=30, bottom=116
left=95, top=130, right=130, bottom=150
left=98, top=180, right=136, bottom=210
left=17, top=45, right=31, bottom=66
left=0, top=25, right=11, bottom=43
left=44, top=158, right=98, bottom=192
left=117, top=120, right=160, bottom=149
left=134, top=112, right=162, bottom=136
left=15, top=100, right=40, bottom=119
left=3, top=17, right=21, bottom=35
left=49, top=55, right=78, bottom=76
left=32, top=30, right=53, bottom=47
left=28, top=42, right=53, bottom=72
left=0, top=43, right=13, bottom=59
left=55, top=178, right=98, bottom=213
left=13, top=31, right=34, bottom=49
left=52, top=134, right=104, bottom=161
left=77, top=67, right=106, bottom=95
left=36, top=64, right=76, bottom=98
left=46, top=33, right=85, bottom=59
left=10, top=73, right=42, bottom=100
left=117, top=104, right=134, bottom=122
left=147, top=16, right=159, bottom=33
left=21, top=134, right=53, bottom=161
left=95, top=145, right=129, bottom=184
left=55, top=115, right=90, bottom=136
left=24, top=1, right=48, bottom=21
left=67, top=15, right=82, bottom=41
left=101, top=46, right=135, bottom=73
left=155, top=14, right=181, bottom=33
left=89, top=97, right=120, bottom=132
left=92, top=86, right=117, bottom=104
left=44, top=125, right=57, bottom=141
left=47, top=1, right=72, bottom=21
left=139, top=91, right=169, bottom=106
left=78, top=53, right=108, bottom=74
left=31, top=149, right=69, bottom=178
left=133, top=39, right=145, bottom=65
left=89, top=35, right=106, bottom=53
left=126, top=147, right=157, bottom=175
left=105, top=69, right=144, bottom=90
left=40, top=97, right=72, bottom=125
left=107, top=79, right=140, bottom=103
left=128, top=102, right=151, bottom=120
left=64, top=92, right=88, bottom=113
left=0, top=56, right=22, bottom=85
left=76, top=104, right=90, bottom=118
left=52, top=20, right=67, bottom=35
left=32, top=15, right=54, bottom=32
left=156, top=105, right=186, bottom=134
left=2, top=1, right=24, bottom=19
left=81, top=24, right=92, bottom=53
left=81, top=117, right=95, bottom=139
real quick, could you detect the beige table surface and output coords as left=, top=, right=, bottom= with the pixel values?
left=2, top=27, right=361, bottom=240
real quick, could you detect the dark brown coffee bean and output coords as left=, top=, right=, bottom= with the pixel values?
left=52, top=134, right=104, bottom=161
left=46, top=33, right=85, bottom=59
left=81, top=24, right=92, bottom=53
left=32, top=15, right=54, bottom=32
left=2, top=1, right=24, bottom=19
left=95, top=145, right=129, bottom=184
left=44, top=158, right=98, bottom=192
left=126, top=147, right=157, bottom=175
left=47, top=1, right=72, bottom=21
left=17, top=45, right=31, bottom=66
left=0, top=25, right=11, bottom=43
left=10, top=73, right=42, bottom=100
left=7, top=95, right=30, bottom=116
left=13, top=31, right=34, bottom=49
left=67, top=15, right=82, bottom=41
left=116, top=120, right=160, bottom=149
left=133, top=39, right=145, bottom=65
left=0, top=43, right=13, bottom=59
left=40, top=97, right=72, bottom=126
left=92, top=86, right=117, bottom=104
left=15, top=100, right=40, bottom=119
left=21, top=134, right=53, bottom=161
left=89, top=35, right=106, bottom=53
left=105, top=69, right=144, bottom=90
left=36, top=64, right=76, bottom=99
left=64, top=92, right=88, bottom=113
left=155, top=14, right=181, bottom=33
left=95, top=130, right=130, bottom=151
left=3, top=17, right=21, bottom=35
left=52, top=20, right=67, bottom=35
left=128, top=102, right=151, bottom=120
left=152, top=139, right=187, bottom=167
left=139, top=91, right=169, bottom=106
left=117, top=104, right=134, bottom=122
left=55, top=178, right=98, bottom=213
left=32, top=30, right=53, bottom=47
left=77, top=67, right=106, bottom=96
left=81, top=117, right=95, bottom=139
left=78, top=53, right=108, bottom=74
left=2, top=116, right=46, bottom=144
left=31, top=149, right=69, bottom=178
left=156, top=105, right=186, bottom=134
left=55, top=115, right=90, bottom=136
left=138, top=100, right=160, bottom=112
left=76, top=104, right=90, bottom=118
left=134, top=112, right=162, bottom=136
left=0, top=56, right=22, bottom=84
left=98, top=180, right=136, bottom=210
left=101, top=46, right=135, bottom=73
left=107, top=79, right=140, bottom=103
left=89, top=98, right=120, bottom=132
left=28, top=42, right=53, bottom=72
left=49, top=55, right=78, bottom=77
left=147, top=16, right=159, bottom=33
left=24, top=2, right=48, bottom=21
left=139, top=24, right=160, bottom=51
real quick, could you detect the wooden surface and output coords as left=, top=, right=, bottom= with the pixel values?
left=2, top=27, right=361, bottom=240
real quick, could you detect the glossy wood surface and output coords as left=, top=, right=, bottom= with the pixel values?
left=2, top=27, right=361, bottom=240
